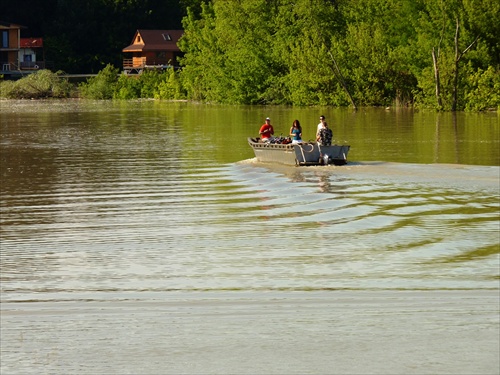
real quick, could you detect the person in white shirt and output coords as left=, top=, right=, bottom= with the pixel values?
left=316, top=115, right=332, bottom=146
left=316, top=115, right=327, bottom=138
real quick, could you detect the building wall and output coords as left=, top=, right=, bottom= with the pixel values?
left=9, top=28, right=19, bottom=49
left=1, top=25, right=21, bottom=69
left=19, top=48, right=36, bottom=63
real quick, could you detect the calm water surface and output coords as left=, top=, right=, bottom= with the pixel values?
left=1, top=100, right=499, bottom=374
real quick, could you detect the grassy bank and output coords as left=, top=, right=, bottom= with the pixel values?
left=0, top=65, right=185, bottom=101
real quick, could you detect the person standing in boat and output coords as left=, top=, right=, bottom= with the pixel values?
left=316, top=118, right=333, bottom=146
left=290, top=120, right=302, bottom=144
left=316, top=115, right=330, bottom=138
left=259, top=117, right=275, bottom=142
left=316, top=116, right=333, bottom=165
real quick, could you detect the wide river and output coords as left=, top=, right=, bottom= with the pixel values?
left=1, top=100, right=499, bottom=374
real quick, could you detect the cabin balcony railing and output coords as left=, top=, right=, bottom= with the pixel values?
left=20, top=61, right=46, bottom=70
left=1, top=61, right=49, bottom=71
left=123, top=57, right=146, bottom=68
left=1, top=61, right=19, bottom=71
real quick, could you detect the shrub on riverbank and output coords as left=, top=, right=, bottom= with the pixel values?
left=1, top=65, right=186, bottom=101
left=78, top=64, right=186, bottom=100
left=78, top=64, right=119, bottom=99
left=0, top=70, right=74, bottom=99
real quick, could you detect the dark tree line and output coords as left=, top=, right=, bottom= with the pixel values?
left=3, top=0, right=197, bottom=73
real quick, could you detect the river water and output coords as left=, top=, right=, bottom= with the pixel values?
left=1, top=100, right=499, bottom=374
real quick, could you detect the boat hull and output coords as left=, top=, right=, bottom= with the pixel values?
left=248, top=138, right=350, bottom=166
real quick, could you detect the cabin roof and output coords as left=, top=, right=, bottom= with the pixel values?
left=20, top=38, right=43, bottom=48
left=0, top=21, right=27, bottom=29
left=122, top=30, right=183, bottom=53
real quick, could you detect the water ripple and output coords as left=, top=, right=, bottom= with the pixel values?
left=1, top=161, right=499, bottom=301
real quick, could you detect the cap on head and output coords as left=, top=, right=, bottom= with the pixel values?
left=266, top=117, right=271, bottom=121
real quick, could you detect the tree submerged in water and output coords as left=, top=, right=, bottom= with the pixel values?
left=0, top=70, right=74, bottom=99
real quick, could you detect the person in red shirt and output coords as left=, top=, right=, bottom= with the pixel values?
left=259, top=117, right=274, bottom=142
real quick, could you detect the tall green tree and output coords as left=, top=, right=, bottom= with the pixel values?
left=337, top=0, right=421, bottom=106
left=272, top=0, right=347, bottom=106
left=180, top=0, right=278, bottom=104
left=412, top=0, right=498, bottom=110
left=178, top=2, right=223, bottom=101
left=180, top=0, right=348, bottom=105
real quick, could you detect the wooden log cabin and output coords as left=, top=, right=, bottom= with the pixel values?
left=122, top=29, right=183, bottom=74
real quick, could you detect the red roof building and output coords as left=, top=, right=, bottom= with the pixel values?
left=19, top=37, right=45, bottom=69
left=122, top=29, right=183, bottom=74
left=20, top=38, right=44, bottom=48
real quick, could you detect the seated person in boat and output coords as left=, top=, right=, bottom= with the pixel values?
left=259, top=117, right=275, bottom=142
left=290, top=120, right=302, bottom=144
left=317, top=121, right=333, bottom=146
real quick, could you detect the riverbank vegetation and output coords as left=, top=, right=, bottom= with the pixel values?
left=2, top=0, right=499, bottom=111
left=0, top=70, right=75, bottom=99
left=177, top=0, right=499, bottom=111
left=79, top=65, right=185, bottom=100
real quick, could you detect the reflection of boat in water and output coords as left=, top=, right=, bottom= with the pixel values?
left=248, top=137, right=350, bottom=166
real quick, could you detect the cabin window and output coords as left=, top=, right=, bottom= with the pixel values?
left=1, top=31, right=8, bottom=48
left=157, top=52, right=166, bottom=59
left=162, top=33, right=171, bottom=41
left=137, top=36, right=141, bottom=43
